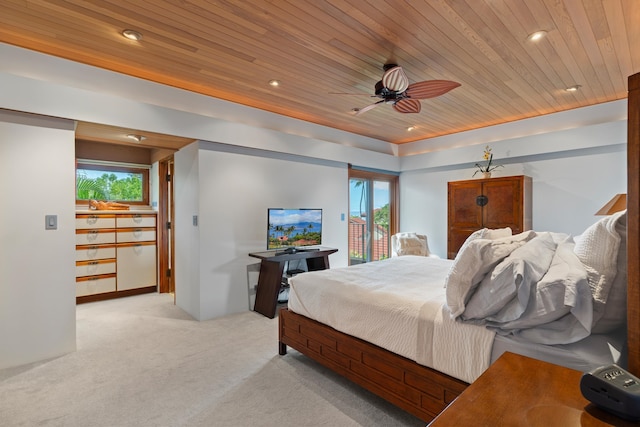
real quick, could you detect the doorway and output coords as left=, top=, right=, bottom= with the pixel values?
left=348, top=167, right=398, bottom=265
left=158, top=157, right=175, bottom=297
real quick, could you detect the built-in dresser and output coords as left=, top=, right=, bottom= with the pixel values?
left=75, top=210, right=157, bottom=303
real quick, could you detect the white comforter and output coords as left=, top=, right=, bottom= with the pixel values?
left=445, top=231, right=595, bottom=345
left=287, top=256, right=495, bottom=383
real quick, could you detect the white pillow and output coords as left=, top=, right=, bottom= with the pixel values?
left=573, top=210, right=625, bottom=304
left=445, top=230, right=536, bottom=318
left=591, top=211, right=627, bottom=333
left=392, top=232, right=428, bottom=257
left=484, top=227, right=513, bottom=239
left=457, top=227, right=512, bottom=255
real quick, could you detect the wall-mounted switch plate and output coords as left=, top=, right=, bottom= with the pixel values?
left=193, top=215, right=198, bottom=226
left=45, top=214, right=57, bottom=230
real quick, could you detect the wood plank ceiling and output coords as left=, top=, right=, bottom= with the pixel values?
left=1, top=0, right=638, bottom=146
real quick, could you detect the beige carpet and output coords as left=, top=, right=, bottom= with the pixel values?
left=0, top=293, right=423, bottom=426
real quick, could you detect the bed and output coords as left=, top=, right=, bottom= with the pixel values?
left=279, top=212, right=628, bottom=421
left=279, top=75, right=640, bottom=421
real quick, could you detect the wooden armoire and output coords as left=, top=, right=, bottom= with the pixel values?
left=447, top=175, right=532, bottom=259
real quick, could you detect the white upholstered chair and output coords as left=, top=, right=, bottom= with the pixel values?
left=391, top=232, right=438, bottom=258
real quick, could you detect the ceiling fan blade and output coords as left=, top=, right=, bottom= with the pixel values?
left=406, top=80, right=461, bottom=99
left=329, top=92, right=373, bottom=95
left=382, top=66, right=409, bottom=92
left=354, top=100, right=385, bottom=115
left=393, top=99, right=421, bottom=114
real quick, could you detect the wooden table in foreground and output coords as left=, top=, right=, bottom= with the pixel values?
left=248, top=247, right=337, bottom=318
left=428, top=352, right=638, bottom=427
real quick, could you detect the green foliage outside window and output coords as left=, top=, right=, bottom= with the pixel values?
left=76, top=167, right=145, bottom=202
left=374, top=203, right=389, bottom=226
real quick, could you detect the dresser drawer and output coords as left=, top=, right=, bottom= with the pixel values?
left=76, top=274, right=116, bottom=297
left=76, top=214, right=116, bottom=229
left=75, top=259, right=116, bottom=278
left=76, top=244, right=116, bottom=261
left=117, top=214, right=156, bottom=228
left=117, top=228, right=156, bottom=243
left=76, top=229, right=116, bottom=246
left=117, top=242, right=157, bottom=291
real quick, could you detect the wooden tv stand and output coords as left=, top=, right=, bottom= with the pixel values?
left=248, top=247, right=338, bottom=318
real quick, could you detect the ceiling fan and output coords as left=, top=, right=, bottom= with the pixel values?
left=348, top=64, right=461, bottom=115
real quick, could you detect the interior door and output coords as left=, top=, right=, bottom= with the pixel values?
left=158, top=158, right=175, bottom=296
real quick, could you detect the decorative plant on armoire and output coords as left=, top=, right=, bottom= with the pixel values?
left=473, top=145, right=503, bottom=178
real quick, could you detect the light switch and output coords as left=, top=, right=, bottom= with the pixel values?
left=193, top=215, right=198, bottom=226
left=45, top=214, right=57, bottom=230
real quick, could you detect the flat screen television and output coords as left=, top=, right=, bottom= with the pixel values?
left=267, top=208, right=322, bottom=250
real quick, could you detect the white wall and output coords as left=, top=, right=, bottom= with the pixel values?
left=149, top=162, right=159, bottom=210
left=0, top=111, right=76, bottom=369
left=174, top=141, right=349, bottom=320
left=400, top=124, right=627, bottom=257
left=174, top=142, right=201, bottom=319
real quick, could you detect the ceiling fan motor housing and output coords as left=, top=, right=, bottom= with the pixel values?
left=375, top=80, right=405, bottom=100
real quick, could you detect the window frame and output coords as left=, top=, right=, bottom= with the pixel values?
left=76, top=161, right=150, bottom=206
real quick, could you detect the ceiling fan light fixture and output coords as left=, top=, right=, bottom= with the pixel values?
left=565, top=84, right=582, bottom=92
left=126, top=134, right=146, bottom=142
left=527, top=30, right=547, bottom=42
left=122, top=29, right=143, bottom=41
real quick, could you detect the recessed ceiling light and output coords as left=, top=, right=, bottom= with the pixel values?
left=565, top=84, right=582, bottom=92
left=268, top=79, right=280, bottom=87
left=407, top=126, right=417, bottom=132
left=527, top=30, right=547, bottom=42
left=126, top=134, right=146, bottom=142
left=122, top=29, right=143, bottom=41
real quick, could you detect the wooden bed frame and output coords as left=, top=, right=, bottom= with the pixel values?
left=279, top=71, right=640, bottom=423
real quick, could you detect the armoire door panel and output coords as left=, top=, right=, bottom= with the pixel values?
left=448, top=182, right=484, bottom=229
left=448, top=228, right=477, bottom=257
left=483, top=180, right=522, bottom=229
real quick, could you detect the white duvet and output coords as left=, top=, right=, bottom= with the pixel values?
left=287, top=256, right=495, bottom=383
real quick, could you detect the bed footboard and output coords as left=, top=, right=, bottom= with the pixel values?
left=278, top=308, right=468, bottom=422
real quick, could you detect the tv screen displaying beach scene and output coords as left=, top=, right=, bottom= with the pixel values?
left=267, top=208, right=322, bottom=250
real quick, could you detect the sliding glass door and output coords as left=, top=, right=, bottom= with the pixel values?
left=348, top=168, right=398, bottom=265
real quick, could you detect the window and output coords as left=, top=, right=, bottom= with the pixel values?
left=76, top=161, right=149, bottom=205
left=348, top=167, right=398, bottom=264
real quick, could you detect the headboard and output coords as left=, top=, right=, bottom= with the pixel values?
left=627, top=71, right=639, bottom=376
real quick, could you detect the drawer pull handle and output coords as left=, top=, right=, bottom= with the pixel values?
left=89, top=230, right=99, bottom=235
left=88, top=261, right=99, bottom=265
